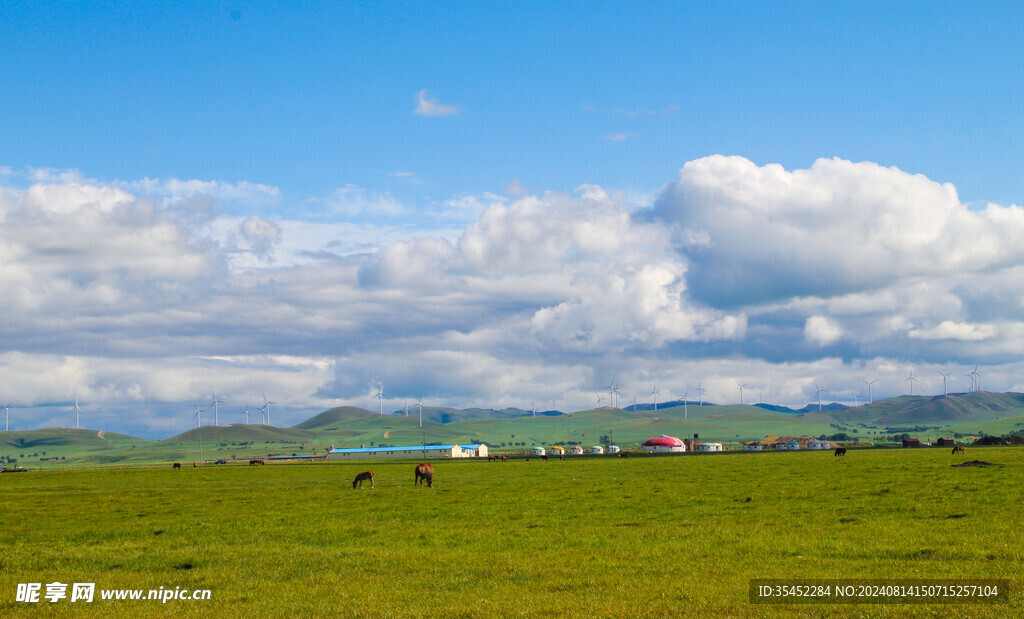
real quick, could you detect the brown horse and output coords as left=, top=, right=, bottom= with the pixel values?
left=501, top=454, right=508, bottom=462
left=415, top=463, right=434, bottom=487
left=352, top=470, right=375, bottom=489
left=172, top=462, right=181, bottom=469
left=952, top=445, right=965, bottom=454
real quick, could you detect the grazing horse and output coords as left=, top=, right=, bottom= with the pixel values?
left=618, top=452, right=629, bottom=459
left=352, top=471, right=375, bottom=489
left=952, top=445, right=965, bottom=454
left=488, top=455, right=496, bottom=461
left=414, top=463, right=434, bottom=487
left=541, top=455, right=548, bottom=461
left=834, top=447, right=847, bottom=457
left=249, top=459, right=264, bottom=466
left=172, top=462, right=181, bottom=469
left=501, top=454, right=508, bottom=462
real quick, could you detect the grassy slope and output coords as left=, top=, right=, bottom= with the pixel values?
left=0, top=448, right=1020, bottom=616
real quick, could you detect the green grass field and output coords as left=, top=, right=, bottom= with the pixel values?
left=2, top=446, right=1021, bottom=616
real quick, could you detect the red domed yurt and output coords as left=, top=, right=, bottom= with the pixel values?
left=642, top=435, right=686, bottom=453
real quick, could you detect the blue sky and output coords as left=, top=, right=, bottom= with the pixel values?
left=3, top=1, right=1024, bottom=437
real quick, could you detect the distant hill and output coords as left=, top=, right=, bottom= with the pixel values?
left=292, top=406, right=378, bottom=430
left=755, top=402, right=848, bottom=414
left=385, top=406, right=563, bottom=423
left=629, top=400, right=715, bottom=412
left=162, top=424, right=313, bottom=443
left=825, top=392, right=1024, bottom=427
left=1, top=428, right=143, bottom=449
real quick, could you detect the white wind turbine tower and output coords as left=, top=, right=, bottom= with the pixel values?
left=74, top=397, right=82, bottom=429
left=814, top=383, right=827, bottom=412
left=209, top=392, right=224, bottom=425
left=905, top=372, right=918, bottom=396
left=631, top=392, right=638, bottom=411
left=417, top=397, right=424, bottom=428
left=240, top=403, right=252, bottom=424
left=863, top=379, right=877, bottom=405
left=938, top=371, right=952, bottom=397
left=374, top=383, right=384, bottom=415
left=262, top=394, right=275, bottom=426
left=550, top=398, right=559, bottom=413
left=4, top=402, right=11, bottom=432
left=531, top=400, right=536, bottom=418
left=649, top=384, right=660, bottom=412
left=404, top=400, right=409, bottom=417
left=737, top=382, right=748, bottom=406
left=193, top=403, right=203, bottom=427
left=611, top=384, right=622, bottom=409
left=697, top=381, right=705, bottom=406
left=681, top=389, right=689, bottom=419
left=596, top=393, right=605, bottom=407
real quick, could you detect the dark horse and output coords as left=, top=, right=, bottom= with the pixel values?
left=415, top=463, right=434, bottom=487
left=834, top=447, right=847, bottom=457
left=172, top=462, right=181, bottom=469
left=352, top=470, right=375, bottom=489
left=952, top=445, right=965, bottom=454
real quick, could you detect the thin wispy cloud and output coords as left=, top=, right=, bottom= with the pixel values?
left=414, top=90, right=460, bottom=117
left=601, top=132, right=638, bottom=142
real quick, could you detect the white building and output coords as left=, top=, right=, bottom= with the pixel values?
left=569, top=445, right=584, bottom=455
left=591, top=445, right=605, bottom=454
left=697, top=442, right=723, bottom=452
left=327, top=444, right=488, bottom=461
left=531, top=446, right=546, bottom=456
left=743, top=442, right=764, bottom=451
left=807, top=440, right=831, bottom=450
left=786, top=440, right=801, bottom=450
left=607, top=445, right=620, bottom=454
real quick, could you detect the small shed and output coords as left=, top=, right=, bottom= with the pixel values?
left=607, top=445, right=620, bottom=454
left=902, top=438, right=921, bottom=448
left=591, top=445, right=604, bottom=454
left=531, top=446, right=546, bottom=456
left=936, top=438, right=957, bottom=447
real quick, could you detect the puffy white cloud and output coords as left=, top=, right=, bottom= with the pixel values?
left=804, top=315, right=843, bottom=346
left=652, top=155, right=1024, bottom=307
left=239, top=215, right=282, bottom=261
left=909, top=320, right=996, bottom=341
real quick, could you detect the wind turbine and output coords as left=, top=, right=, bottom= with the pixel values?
left=863, top=379, right=877, bottom=404
left=697, top=381, right=705, bottom=406
left=240, top=403, right=251, bottom=424
left=374, top=383, right=384, bottom=415
left=596, top=393, right=605, bottom=407
left=938, top=371, right=952, bottom=397
left=404, top=400, right=409, bottom=417
left=681, top=389, right=689, bottom=419
left=631, top=392, right=638, bottom=411
left=4, top=402, right=11, bottom=432
left=193, top=402, right=203, bottom=427
left=611, top=384, right=622, bottom=409
left=73, top=397, right=82, bottom=429
left=905, top=372, right=917, bottom=396
left=550, top=398, right=559, bottom=413
left=417, top=397, right=423, bottom=428
left=649, top=384, right=660, bottom=412
left=814, top=383, right=827, bottom=412
left=262, top=393, right=275, bottom=426
left=209, top=392, right=223, bottom=425
left=737, top=382, right=748, bottom=406
left=531, top=400, right=536, bottom=418
left=970, top=366, right=981, bottom=392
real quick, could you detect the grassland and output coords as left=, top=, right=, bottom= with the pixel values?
left=1, top=446, right=1021, bottom=616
